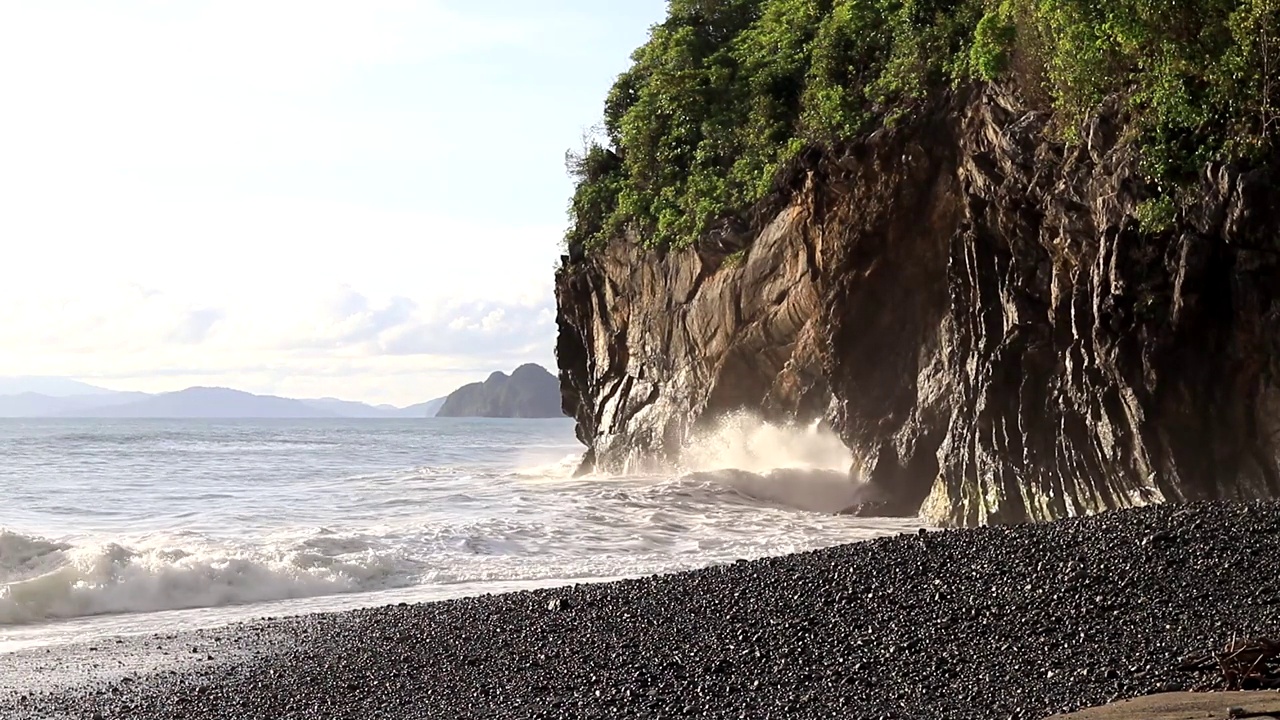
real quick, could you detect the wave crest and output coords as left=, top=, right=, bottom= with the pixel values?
left=677, top=468, right=861, bottom=514
left=0, top=530, right=414, bottom=625
left=0, top=417, right=883, bottom=627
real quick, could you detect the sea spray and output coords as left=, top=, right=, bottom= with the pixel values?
left=677, top=411, right=852, bottom=474
left=658, top=412, right=868, bottom=513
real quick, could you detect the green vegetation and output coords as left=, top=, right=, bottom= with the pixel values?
left=567, top=0, right=1280, bottom=251
left=1135, top=195, right=1178, bottom=234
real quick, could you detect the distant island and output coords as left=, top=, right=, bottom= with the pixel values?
left=436, top=364, right=564, bottom=419
left=0, top=377, right=448, bottom=419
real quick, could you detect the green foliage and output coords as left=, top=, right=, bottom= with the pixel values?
left=1135, top=195, right=1177, bottom=234
left=567, top=0, right=1280, bottom=251
left=565, top=142, right=624, bottom=251
left=969, top=5, right=1016, bottom=81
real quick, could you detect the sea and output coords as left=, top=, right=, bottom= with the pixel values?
left=0, top=416, right=922, bottom=653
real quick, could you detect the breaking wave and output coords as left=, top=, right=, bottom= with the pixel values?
left=678, top=411, right=853, bottom=474
left=0, top=415, right=912, bottom=628
left=671, top=411, right=866, bottom=513
left=0, top=529, right=413, bottom=625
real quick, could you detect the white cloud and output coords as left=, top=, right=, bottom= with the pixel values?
left=0, top=279, right=557, bottom=404
left=0, top=1, right=663, bottom=403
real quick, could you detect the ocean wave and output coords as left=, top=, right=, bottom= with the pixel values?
left=674, top=468, right=862, bottom=514
left=0, top=524, right=682, bottom=625
left=0, top=415, right=901, bottom=627
left=513, top=453, right=584, bottom=480
left=0, top=530, right=421, bottom=625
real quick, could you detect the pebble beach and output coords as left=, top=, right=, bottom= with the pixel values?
left=5, top=500, right=1279, bottom=719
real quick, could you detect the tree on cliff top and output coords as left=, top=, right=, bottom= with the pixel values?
left=566, top=0, right=1280, bottom=251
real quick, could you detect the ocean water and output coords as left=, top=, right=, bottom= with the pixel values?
left=0, top=416, right=922, bottom=651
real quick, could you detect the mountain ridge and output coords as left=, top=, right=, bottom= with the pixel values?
left=436, top=364, right=564, bottom=419
left=0, top=381, right=448, bottom=419
left=0, top=375, right=529, bottom=419
left=68, top=387, right=341, bottom=419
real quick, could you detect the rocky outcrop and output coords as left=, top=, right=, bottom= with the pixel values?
left=554, top=201, right=830, bottom=473
left=555, top=83, right=1280, bottom=526
left=436, top=364, right=564, bottom=419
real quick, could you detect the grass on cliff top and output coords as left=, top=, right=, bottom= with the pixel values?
left=566, top=0, right=1280, bottom=251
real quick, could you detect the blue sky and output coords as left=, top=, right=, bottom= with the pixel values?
left=0, top=1, right=667, bottom=404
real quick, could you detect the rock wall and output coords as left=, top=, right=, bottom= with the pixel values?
left=554, top=197, right=831, bottom=474
left=554, top=84, right=1280, bottom=526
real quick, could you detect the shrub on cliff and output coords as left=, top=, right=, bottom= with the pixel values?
left=567, top=0, right=1280, bottom=252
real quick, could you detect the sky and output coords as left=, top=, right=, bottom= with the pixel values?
left=0, top=0, right=667, bottom=405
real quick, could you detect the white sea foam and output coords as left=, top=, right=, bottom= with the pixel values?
left=0, top=416, right=915, bottom=632
left=0, top=529, right=418, bottom=625
left=667, top=412, right=866, bottom=513
left=514, top=453, right=583, bottom=480
left=678, top=411, right=853, bottom=474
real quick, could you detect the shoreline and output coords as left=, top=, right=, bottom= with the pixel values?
left=0, top=575, right=642, bottom=657
left=5, top=501, right=1280, bottom=719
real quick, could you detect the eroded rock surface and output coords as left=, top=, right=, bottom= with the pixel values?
left=555, top=85, right=1280, bottom=526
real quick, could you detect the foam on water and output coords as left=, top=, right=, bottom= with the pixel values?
left=0, top=529, right=401, bottom=624
left=0, top=416, right=919, bottom=635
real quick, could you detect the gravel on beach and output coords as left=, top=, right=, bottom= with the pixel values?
left=5, top=500, right=1280, bottom=720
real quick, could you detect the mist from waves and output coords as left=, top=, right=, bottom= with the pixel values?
left=674, top=411, right=868, bottom=514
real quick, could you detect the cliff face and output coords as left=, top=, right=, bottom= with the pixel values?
left=555, top=85, right=1280, bottom=526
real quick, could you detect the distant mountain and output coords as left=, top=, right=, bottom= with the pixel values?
left=303, top=396, right=448, bottom=418
left=436, top=364, right=563, bottom=419
left=303, top=397, right=400, bottom=418
left=0, top=379, right=450, bottom=419
left=0, top=377, right=119, bottom=397
left=71, top=387, right=341, bottom=419
left=397, top=397, right=448, bottom=418
left=0, top=391, right=151, bottom=418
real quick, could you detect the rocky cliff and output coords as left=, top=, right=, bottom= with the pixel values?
left=555, top=84, right=1280, bottom=526
left=436, top=364, right=565, bottom=419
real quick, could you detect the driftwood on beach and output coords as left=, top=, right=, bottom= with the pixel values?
left=1180, top=637, right=1280, bottom=691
